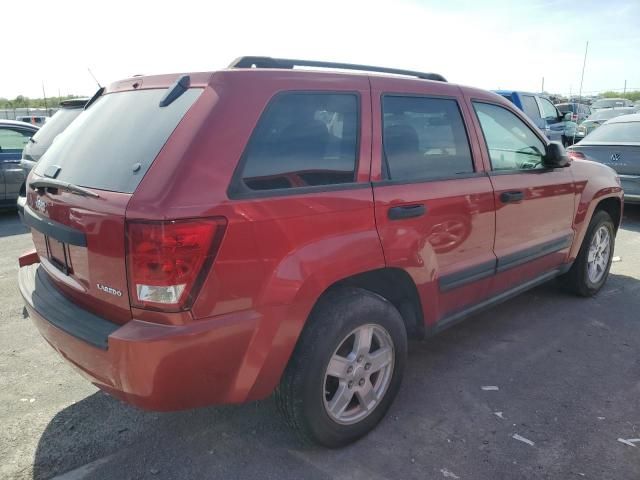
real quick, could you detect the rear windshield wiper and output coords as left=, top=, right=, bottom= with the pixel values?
left=29, top=178, right=100, bottom=198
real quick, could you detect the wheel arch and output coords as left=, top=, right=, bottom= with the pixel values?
left=320, top=267, right=425, bottom=340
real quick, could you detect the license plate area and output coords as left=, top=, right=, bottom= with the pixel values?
left=45, top=236, right=72, bottom=275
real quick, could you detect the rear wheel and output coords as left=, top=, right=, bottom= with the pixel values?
left=275, top=288, right=407, bottom=448
left=560, top=210, right=615, bottom=296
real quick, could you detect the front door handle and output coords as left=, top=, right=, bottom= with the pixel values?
left=388, top=204, right=426, bottom=220
left=500, top=191, right=525, bottom=203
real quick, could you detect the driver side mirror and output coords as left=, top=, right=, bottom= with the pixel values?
left=543, top=141, right=570, bottom=167
left=563, top=112, right=573, bottom=121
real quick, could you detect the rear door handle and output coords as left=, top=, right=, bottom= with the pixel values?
left=500, top=191, right=525, bottom=203
left=388, top=204, right=426, bottom=220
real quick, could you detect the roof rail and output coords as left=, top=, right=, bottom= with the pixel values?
left=228, top=56, right=447, bottom=82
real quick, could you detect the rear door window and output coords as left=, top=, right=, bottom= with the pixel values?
left=521, top=95, right=541, bottom=121
left=381, top=96, right=474, bottom=181
left=235, top=93, right=359, bottom=193
left=34, top=88, right=202, bottom=193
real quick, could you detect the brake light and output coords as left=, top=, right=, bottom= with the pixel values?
left=571, top=113, right=578, bottom=122
left=126, top=218, right=226, bottom=311
left=567, top=150, right=585, bottom=160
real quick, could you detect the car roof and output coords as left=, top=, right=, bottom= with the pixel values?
left=606, top=113, right=640, bottom=124
left=0, top=119, right=39, bottom=130
left=493, top=90, right=539, bottom=96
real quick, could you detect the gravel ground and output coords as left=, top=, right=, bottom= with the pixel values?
left=0, top=206, right=639, bottom=480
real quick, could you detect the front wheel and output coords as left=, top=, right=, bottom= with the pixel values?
left=275, top=288, right=407, bottom=448
left=560, top=210, right=615, bottom=296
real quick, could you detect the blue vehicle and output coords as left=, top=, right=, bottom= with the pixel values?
left=494, top=91, right=575, bottom=146
left=0, top=120, right=38, bottom=207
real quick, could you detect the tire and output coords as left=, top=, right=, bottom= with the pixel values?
left=275, top=287, right=408, bottom=448
left=560, top=210, right=615, bottom=296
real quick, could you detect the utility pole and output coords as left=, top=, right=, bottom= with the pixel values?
left=574, top=41, right=589, bottom=144
left=623, top=80, right=627, bottom=96
left=42, top=82, right=48, bottom=114
left=541, top=77, right=545, bottom=93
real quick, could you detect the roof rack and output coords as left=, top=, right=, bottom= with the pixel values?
left=228, top=56, right=447, bottom=82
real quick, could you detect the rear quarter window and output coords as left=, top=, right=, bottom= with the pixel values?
left=233, top=92, right=359, bottom=194
left=34, top=88, right=202, bottom=194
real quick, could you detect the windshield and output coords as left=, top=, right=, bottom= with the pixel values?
left=584, top=121, right=640, bottom=143
left=590, top=109, right=635, bottom=121
left=34, top=88, right=202, bottom=193
left=29, top=108, right=83, bottom=147
left=592, top=99, right=626, bottom=109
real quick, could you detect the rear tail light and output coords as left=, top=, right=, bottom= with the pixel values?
left=571, top=113, right=578, bottom=122
left=126, top=218, right=226, bottom=311
left=567, top=150, right=585, bottom=160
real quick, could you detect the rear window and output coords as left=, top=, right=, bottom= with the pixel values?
left=236, top=92, right=358, bottom=193
left=29, top=108, right=83, bottom=148
left=34, top=88, right=202, bottom=193
left=592, top=99, right=625, bottom=109
left=556, top=104, right=574, bottom=113
left=584, top=122, right=640, bottom=142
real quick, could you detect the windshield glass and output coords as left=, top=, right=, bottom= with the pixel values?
left=29, top=108, right=83, bottom=147
left=590, top=109, right=635, bottom=121
left=34, top=88, right=202, bottom=193
left=592, top=99, right=626, bottom=109
left=584, top=121, right=640, bottom=143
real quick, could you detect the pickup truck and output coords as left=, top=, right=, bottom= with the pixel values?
left=494, top=91, right=576, bottom=146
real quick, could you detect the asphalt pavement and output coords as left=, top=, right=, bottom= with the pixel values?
left=0, top=206, right=638, bottom=480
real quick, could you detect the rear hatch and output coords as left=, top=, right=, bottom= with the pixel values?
left=24, top=84, right=203, bottom=324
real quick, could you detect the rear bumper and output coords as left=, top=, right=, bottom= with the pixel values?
left=620, top=176, right=640, bottom=203
left=19, top=263, right=283, bottom=411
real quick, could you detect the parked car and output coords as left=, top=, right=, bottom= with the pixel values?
left=591, top=98, right=635, bottom=111
left=569, top=113, right=640, bottom=203
left=0, top=120, right=38, bottom=208
left=15, top=115, right=48, bottom=127
left=18, top=57, right=622, bottom=447
left=17, top=98, right=89, bottom=210
left=574, top=107, right=637, bottom=141
left=555, top=102, right=591, bottom=124
left=494, top=90, right=575, bottom=146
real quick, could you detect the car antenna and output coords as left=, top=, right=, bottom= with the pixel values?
left=87, top=67, right=102, bottom=88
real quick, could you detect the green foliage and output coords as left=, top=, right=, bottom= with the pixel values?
left=0, top=95, right=83, bottom=109
left=601, top=90, right=640, bottom=102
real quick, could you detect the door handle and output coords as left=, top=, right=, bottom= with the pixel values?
left=388, top=204, right=426, bottom=220
left=500, top=191, right=525, bottom=203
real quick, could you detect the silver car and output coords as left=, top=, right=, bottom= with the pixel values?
left=574, top=107, right=637, bottom=141
left=568, top=113, right=640, bottom=203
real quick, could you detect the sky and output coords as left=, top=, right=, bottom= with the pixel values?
left=2, top=0, right=639, bottom=99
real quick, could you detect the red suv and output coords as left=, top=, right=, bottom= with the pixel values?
left=18, top=57, right=622, bottom=447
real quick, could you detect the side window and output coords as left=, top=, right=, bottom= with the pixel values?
left=538, top=97, right=559, bottom=121
left=0, top=128, right=32, bottom=151
left=473, top=102, right=546, bottom=171
left=381, top=96, right=474, bottom=181
left=521, top=95, right=541, bottom=120
left=239, top=93, right=358, bottom=192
